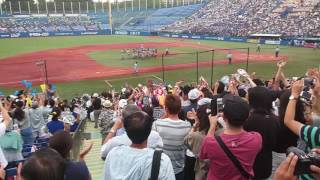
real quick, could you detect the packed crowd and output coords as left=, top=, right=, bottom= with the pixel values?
left=164, top=0, right=320, bottom=37
left=0, top=15, right=108, bottom=33
left=1, top=60, right=320, bottom=180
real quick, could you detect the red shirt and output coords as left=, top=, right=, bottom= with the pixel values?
left=200, top=131, right=262, bottom=180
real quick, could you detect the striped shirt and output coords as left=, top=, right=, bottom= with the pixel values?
left=152, top=118, right=191, bottom=174
left=299, top=125, right=320, bottom=180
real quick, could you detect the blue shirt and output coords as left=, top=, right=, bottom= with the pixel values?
left=47, top=119, right=64, bottom=134
left=183, top=103, right=198, bottom=114
left=103, top=146, right=175, bottom=180
left=65, top=160, right=90, bottom=180
left=70, top=122, right=79, bottom=132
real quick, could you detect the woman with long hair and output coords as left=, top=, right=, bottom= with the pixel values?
left=185, top=105, right=210, bottom=180
left=12, top=100, right=33, bottom=145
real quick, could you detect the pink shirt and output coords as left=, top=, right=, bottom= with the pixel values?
left=200, top=131, right=262, bottom=180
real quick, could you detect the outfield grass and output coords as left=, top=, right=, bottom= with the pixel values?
left=0, top=35, right=319, bottom=99
left=0, top=35, right=173, bottom=59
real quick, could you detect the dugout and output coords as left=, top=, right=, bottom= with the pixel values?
left=248, top=34, right=282, bottom=45
left=292, top=37, right=320, bottom=48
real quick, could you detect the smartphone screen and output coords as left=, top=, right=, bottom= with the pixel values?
left=217, top=98, right=224, bottom=115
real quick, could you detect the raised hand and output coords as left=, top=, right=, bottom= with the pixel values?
left=0, top=165, right=5, bottom=180
left=79, top=142, right=93, bottom=160
left=291, top=79, right=304, bottom=98
left=277, top=61, right=287, bottom=68
left=274, top=153, right=298, bottom=180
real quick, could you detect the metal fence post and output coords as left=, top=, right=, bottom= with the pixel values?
left=246, top=47, right=250, bottom=72
left=210, top=50, right=214, bottom=88
left=196, top=51, right=199, bottom=84
left=162, top=54, right=165, bottom=82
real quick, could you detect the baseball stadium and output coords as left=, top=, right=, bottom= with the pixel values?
left=0, top=0, right=319, bottom=180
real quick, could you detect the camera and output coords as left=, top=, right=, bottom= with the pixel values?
left=287, top=147, right=320, bottom=175
left=300, top=91, right=312, bottom=105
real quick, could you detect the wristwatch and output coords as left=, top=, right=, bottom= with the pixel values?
left=289, top=95, right=298, bottom=101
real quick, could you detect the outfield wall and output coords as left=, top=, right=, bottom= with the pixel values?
left=0, top=30, right=112, bottom=38
left=158, top=32, right=293, bottom=45
left=0, top=29, right=317, bottom=48
left=0, top=29, right=153, bottom=38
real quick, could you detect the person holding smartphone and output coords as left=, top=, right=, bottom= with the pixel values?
left=200, top=94, right=262, bottom=180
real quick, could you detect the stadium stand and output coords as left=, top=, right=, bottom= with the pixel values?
left=0, top=15, right=109, bottom=33
left=163, top=0, right=320, bottom=36
left=120, top=4, right=203, bottom=31
left=0, top=4, right=202, bottom=34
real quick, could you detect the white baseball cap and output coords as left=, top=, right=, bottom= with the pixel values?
left=188, top=89, right=201, bottom=100
left=198, top=98, right=212, bottom=106
left=118, top=99, right=128, bottom=109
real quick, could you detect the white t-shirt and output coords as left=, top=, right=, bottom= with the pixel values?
left=101, top=130, right=163, bottom=158
left=0, top=148, right=7, bottom=168
left=0, top=123, right=6, bottom=136
left=103, top=146, right=175, bottom=180
left=0, top=122, right=8, bottom=167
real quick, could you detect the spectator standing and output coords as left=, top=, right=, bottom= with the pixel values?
left=182, top=88, right=201, bottom=179
left=275, top=46, right=280, bottom=58
left=99, top=100, right=115, bottom=143
left=101, top=104, right=163, bottom=159
left=12, top=101, right=33, bottom=145
left=243, top=87, right=280, bottom=179
left=183, top=88, right=201, bottom=115
left=153, top=94, right=191, bottom=180
left=27, top=95, right=46, bottom=139
left=103, top=112, right=175, bottom=180
left=46, top=107, right=64, bottom=135
left=185, top=105, right=210, bottom=180
left=134, top=61, right=139, bottom=74
left=256, top=44, right=261, bottom=52
left=92, top=93, right=102, bottom=128
left=284, top=79, right=320, bottom=179
left=200, top=94, right=262, bottom=180
left=0, top=102, right=11, bottom=168
left=181, top=85, right=192, bottom=108
left=42, top=98, right=55, bottom=122
left=227, top=51, right=233, bottom=65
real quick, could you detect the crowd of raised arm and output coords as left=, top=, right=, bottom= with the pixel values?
left=1, top=60, right=320, bottom=180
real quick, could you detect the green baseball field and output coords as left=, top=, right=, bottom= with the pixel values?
left=0, top=35, right=319, bottom=99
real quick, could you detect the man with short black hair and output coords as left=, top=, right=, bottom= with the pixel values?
left=103, top=112, right=174, bottom=180
left=101, top=104, right=163, bottom=159
left=200, top=94, right=262, bottom=180
left=153, top=95, right=191, bottom=180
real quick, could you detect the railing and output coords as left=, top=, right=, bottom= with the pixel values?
left=71, top=117, right=87, bottom=160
